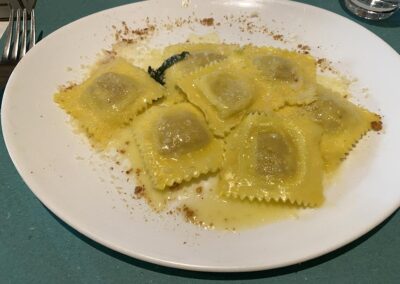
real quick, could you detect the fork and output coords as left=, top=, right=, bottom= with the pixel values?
left=0, top=8, right=36, bottom=87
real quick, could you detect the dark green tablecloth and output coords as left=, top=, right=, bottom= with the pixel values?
left=1, top=0, right=399, bottom=283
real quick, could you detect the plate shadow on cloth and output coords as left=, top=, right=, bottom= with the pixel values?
left=47, top=207, right=398, bottom=280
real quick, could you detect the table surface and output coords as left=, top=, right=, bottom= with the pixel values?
left=1, top=0, right=399, bottom=283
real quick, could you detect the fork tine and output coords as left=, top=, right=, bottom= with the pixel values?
left=2, top=8, right=15, bottom=61
left=29, top=9, right=36, bottom=49
left=11, top=9, right=21, bottom=61
left=19, top=9, right=27, bottom=58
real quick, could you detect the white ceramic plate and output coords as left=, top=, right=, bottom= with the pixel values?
left=2, top=0, right=400, bottom=272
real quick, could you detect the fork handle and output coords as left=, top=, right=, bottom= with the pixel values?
left=0, top=63, right=16, bottom=88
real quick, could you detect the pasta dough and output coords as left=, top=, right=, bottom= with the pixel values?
left=134, top=103, right=224, bottom=190
left=54, top=58, right=164, bottom=147
left=280, top=85, right=380, bottom=171
left=163, top=43, right=237, bottom=86
left=242, top=46, right=317, bottom=107
left=178, top=57, right=283, bottom=136
left=219, top=113, right=324, bottom=206
left=157, top=85, right=187, bottom=106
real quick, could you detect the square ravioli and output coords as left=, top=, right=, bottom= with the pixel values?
left=219, top=112, right=324, bottom=206
left=134, top=103, right=224, bottom=190
left=54, top=57, right=164, bottom=148
left=178, top=57, right=284, bottom=136
left=279, top=85, right=381, bottom=172
left=163, top=43, right=238, bottom=85
left=241, top=45, right=317, bottom=108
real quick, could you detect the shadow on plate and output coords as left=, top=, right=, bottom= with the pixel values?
left=339, top=0, right=400, bottom=28
left=48, top=207, right=397, bottom=280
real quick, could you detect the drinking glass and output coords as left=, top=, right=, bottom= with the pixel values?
left=344, top=0, right=400, bottom=20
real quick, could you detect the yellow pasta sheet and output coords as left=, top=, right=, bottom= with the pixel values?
left=178, top=57, right=284, bottom=136
left=54, top=58, right=164, bottom=147
left=163, top=43, right=238, bottom=85
left=241, top=45, right=317, bottom=108
left=219, top=112, right=324, bottom=206
left=156, top=85, right=187, bottom=106
left=134, top=103, right=224, bottom=190
left=280, top=85, right=380, bottom=172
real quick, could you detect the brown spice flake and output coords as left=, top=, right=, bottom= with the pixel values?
left=134, top=186, right=145, bottom=198
left=182, top=205, right=195, bottom=220
left=316, top=58, right=335, bottom=73
left=113, top=22, right=156, bottom=45
left=371, top=120, right=383, bottom=131
left=199, top=17, right=214, bottom=26
left=195, top=186, right=203, bottom=194
left=122, top=21, right=129, bottom=35
left=135, top=168, right=142, bottom=177
left=59, top=82, right=77, bottom=92
left=122, top=38, right=134, bottom=44
left=125, top=168, right=133, bottom=175
left=131, top=25, right=156, bottom=36
left=297, top=43, right=311, bottom=54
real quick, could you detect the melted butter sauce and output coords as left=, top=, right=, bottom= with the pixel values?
left=109, top=127, right=298, bottom=230
left=182, top=187, right=298, bottom=230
